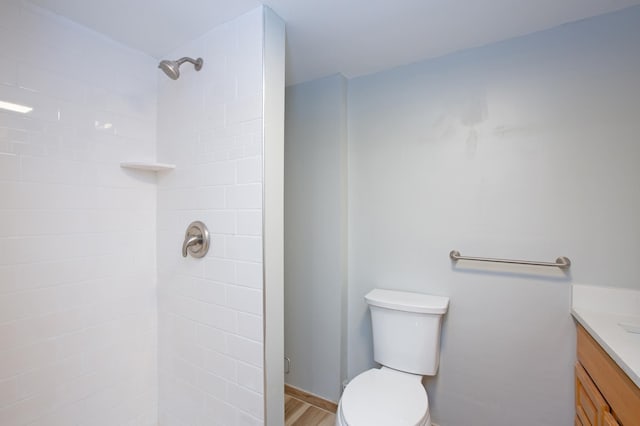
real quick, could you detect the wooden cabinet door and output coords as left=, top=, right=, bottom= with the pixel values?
left=576, top=362, right=610, bottom=425
left=577, top=324, right=640, bottom=426
left=602, top=412, right=619, bottom=426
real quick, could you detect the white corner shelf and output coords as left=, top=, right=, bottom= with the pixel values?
left=120, top=162, right=176, bottom=172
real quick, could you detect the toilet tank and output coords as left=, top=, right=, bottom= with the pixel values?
left=365, top=289, right=449, bottom=376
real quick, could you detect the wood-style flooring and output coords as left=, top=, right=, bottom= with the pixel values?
left=285, top=395, right=336, bottom=426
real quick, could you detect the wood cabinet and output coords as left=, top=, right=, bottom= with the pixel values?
left=575, top=362, right=611, bottom=425
left=603, top=412, right=621, bottom=426
left=575, top=324, right=640, bottom=426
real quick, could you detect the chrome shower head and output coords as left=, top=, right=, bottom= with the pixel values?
left=158, top=57, right=203, bottom=80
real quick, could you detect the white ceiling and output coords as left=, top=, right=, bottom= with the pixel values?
left=29, top=0, right=640, bottom=85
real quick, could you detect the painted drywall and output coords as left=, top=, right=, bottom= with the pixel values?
left=156, top=7, right=275, bottom=425
left=284, top=74, right=348, bottom=402
left=347, top=7, right=640, bottom=426
left=0, top=1, right=158, bottom=424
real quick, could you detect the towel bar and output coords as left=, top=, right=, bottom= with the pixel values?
left=449, top=250, right=571, bottom=269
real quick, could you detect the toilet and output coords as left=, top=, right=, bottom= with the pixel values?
left=336, top=289, right=449, bottom=426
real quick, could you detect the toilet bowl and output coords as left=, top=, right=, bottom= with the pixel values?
left=336, top=367, right=430, bottom=426
left=336, top=289, right=448, bottom=426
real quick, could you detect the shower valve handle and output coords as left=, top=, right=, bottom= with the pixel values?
left=182, top=235, right=202, bottom=257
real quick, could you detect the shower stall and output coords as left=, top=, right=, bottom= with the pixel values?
left=0, top=1, right=284, bottom=425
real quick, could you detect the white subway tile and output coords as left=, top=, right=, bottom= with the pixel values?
left=202, top=394, right=237, bottom=426
left=201, top=161, right=236, bottom=186
left=171, top=296, right=203, bottom=322
left=204, top=258, right=236, bottom=284
left=237, top=410, right=264, bottom=426
left=171, top=340, right=205, bottom=371
left=0, top=341, right=55, bottom=381
left=0, top=353, right=85, bottom=408
left=204, top=24, right=234, bottom=59
left=171, top=356, right=199, bottom=386
left=0, top=153, right=19, bottom=180
left=208, top=234, right=227, bottom=258
left=0, top=112, right=45, bottom=134
left=226, top=285, right=263, bottom=315
left=237, top=312, right=263, bottom=342
left=197, top=187, right=227, bottom=209
left=237, top=211, right=262, bottom=236
left=203, top=349, right=237, bottom=382
left=0, top=85, right=60, bottom=122
left=168, top=315, right=198, bottom=349
left=17, top=63, right=86, bottom=103
left=235, top=262, right=263, bottom=289
left=200, top=302, right=237, bottom=332
left=236, top=362, right=263, bottom=394
left=237, top=156, right=262, bottom=184
left=226, top=95, right=262, bottom=125
left=0, top=390, right=56, bottom=425
left=0, top=127, right=29, bottom=145
left=226, top=236, right=262, bottom=262
left=200, top=210, right=237, bottom=235
left=0, top=1, right=21, bottom=34
left=202, top=100, right=226, bottom=130
left=227, top=335, right=262, bottom=368
left=0, top=3, right=271, bottom=423
left=227, top=383, right=264, bottom=420
left=196, top=279, right=226, bottom=305
left=226, top=184, right=262, bottom=209
left=198, top=128, right=236, bottom=154
left=20, top=156, right=86, bottom=184
left=197, top=324, right=227, bottom=353
left=0, top=1, right=159, bottom=423
left=197, top=371, right=228, bottom=399
left=0, top=306, right=87, bottom=349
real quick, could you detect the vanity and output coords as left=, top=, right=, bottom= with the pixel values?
left=571, top=285, right=640, bottom=426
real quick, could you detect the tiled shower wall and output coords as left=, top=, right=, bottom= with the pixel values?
left=156, top=8, right=266, bottom=425
left=0, top=1, right=158, bottom=425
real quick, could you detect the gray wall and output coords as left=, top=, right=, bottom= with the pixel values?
left=284, top=75, right=348, bottom=402
left=348, top=7, right=640, bottom=426
left=284, top=6, right=640, bottom=425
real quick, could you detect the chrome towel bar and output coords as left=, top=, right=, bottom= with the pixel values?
left=449, top=250, right=571, bottom=270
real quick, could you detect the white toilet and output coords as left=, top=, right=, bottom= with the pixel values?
left=336, top=289, right=449, bottom=426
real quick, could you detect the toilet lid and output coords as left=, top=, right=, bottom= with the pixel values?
left=341, top=369, right=428, bottom=426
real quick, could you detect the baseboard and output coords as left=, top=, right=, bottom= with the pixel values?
left=284, top=384, right=338, bottom=413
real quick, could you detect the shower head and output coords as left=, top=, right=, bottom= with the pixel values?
left=158, top=57, right=203, bottom=80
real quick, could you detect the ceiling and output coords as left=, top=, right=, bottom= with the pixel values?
left=29, top=0, right=640, bottom=85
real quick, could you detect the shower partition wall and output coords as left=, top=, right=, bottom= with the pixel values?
left=156, top=7, right=276, bottom=425
left=0, top=1, right=284, bottom=425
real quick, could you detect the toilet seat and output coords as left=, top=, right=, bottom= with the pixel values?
left=339, top=368, right=429, bottom=426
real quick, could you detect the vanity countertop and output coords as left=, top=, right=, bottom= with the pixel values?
left=571, top=284, right=640, bottom=388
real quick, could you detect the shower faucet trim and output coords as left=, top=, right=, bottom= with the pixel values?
left=182, top=221, right=209, bottom=258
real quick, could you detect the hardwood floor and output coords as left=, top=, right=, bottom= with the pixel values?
left=285, top=395, right=336, bottom=425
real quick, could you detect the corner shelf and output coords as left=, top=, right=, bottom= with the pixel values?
left=120, top=162, right=175, bottom=172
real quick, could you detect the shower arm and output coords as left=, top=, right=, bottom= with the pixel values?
left=176, top=57, right=203, bottom=70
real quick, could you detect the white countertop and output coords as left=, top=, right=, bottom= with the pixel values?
left=571, top=284, right=640, bottom=388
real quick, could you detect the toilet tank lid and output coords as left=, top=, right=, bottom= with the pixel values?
left=365, top=289, right=449, bottom=314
